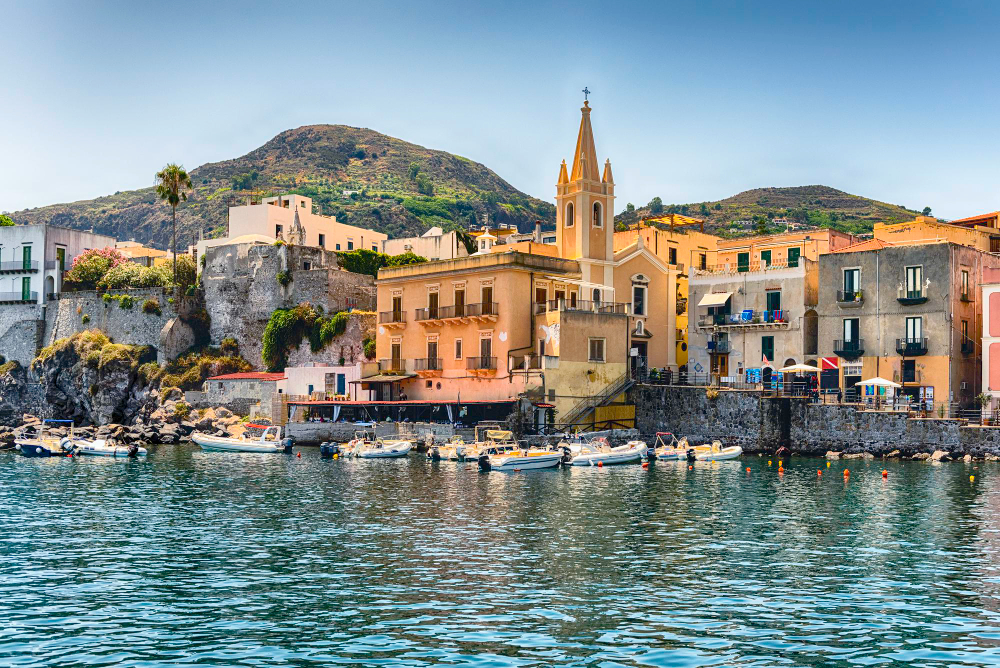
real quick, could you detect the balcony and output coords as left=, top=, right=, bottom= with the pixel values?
left=895, top=337, right=928, bottom=356
left=708, top=339, right=730, bottom=354
left=836, top=290, right=864, bottom=307
left=0, top=291, right=37, bottom=304
left=413, top=357, right=443, bottom=377
left=0, top=261, right=39, bottom=274
left=697, top=309, right=792, bottom=330
left=897, top=288, right=928, bottom=305
left=466, top=356, right=498, bottom=376
left=894, top=369, right=922, bottom=384
left=378, top=310, right=406, bottom=330
left=377, top=358, right=407, bottom=374
left=833, top=339, right=865, bottom=359
left=415, top=302, right=499, bottom=325
left=962, top=338, right=975, bottom=355
left=695, top=260, right=801, bottom=276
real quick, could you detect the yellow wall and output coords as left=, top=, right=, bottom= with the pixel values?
left=873, top=216, right=998, bottom=252
left=714, top=229, right=857, bottom=267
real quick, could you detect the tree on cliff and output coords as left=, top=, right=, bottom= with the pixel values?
left=155, top=164, right=193, bottom=286
left=0, top=214, right=14, bottom=226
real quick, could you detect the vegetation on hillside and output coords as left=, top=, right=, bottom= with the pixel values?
left=33, top=330, right=155, bottom=373
left=336, top=249, right=428, bottom=277
left=261, top=302, right=361, bottom=371
left=142, top=341, right=253, bottom=391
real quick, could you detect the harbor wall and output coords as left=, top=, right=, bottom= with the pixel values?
left=0, top=304, right=44, bottom=365
left=633, top=384, right=1000, bottom=456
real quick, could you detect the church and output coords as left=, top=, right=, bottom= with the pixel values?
left=363, top=96, right=681, bottom=426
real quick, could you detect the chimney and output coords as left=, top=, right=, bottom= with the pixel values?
left=534, top=220, right=542, bottom=243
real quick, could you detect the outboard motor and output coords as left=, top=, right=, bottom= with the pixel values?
left=560, top=446, right=572, bottom=465
left=478, top=452, right=492, bottom=472
left=320, top=442, right=334, bottom=459
left=282, top=437, right=295, bottom=454
left=429, top=446, right=441, bottom=461
left=127, top=443, right=139, bottom=459
left=686, top=448, right=697, bottom=462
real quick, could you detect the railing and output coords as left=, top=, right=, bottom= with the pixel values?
left=561, top=371, right=635, bottom=426
left=896, top=337, right=929, bottom=356
left=833, top=339, right=865, bottom=358
left=415, top=306, right=444, bottom=321
left=0, top=261, right=38, bottom=272
left=696, top=260, right=800, bottom=275
left=413, top=357, right=442, bottom=371
left=962, top=339, right=975, bottom=354
left=698, top=310, right=792, bottom=327
left=894, top=369, right=922, bottom=384
left=466, top=356, right=497, bottom=370
left=465, top=302, right=498, bottom=317
left=44, top=260, right=58, bottom=270
left=897, top=288, right=928, bottom=304
left=0, top=291, right=37, bottom=302
left=708, top=339, right=730, bottom=354
left=836, top=290, right=863, bottom=305
left=960, top=292, right=972, bottom=303
left=378, top=310, right=406, bottom=324
left=378, top=358, right=407, bottom=374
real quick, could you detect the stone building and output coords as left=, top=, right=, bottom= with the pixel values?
left=817, top=238, right=1000, bottom=408
left=688, top=229, right=856, bottom=383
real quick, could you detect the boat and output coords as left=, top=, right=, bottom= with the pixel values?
left=15, top=419, right=76, bottom=457
left=428, top=436, right=471, bottom=461
left=192, top=424, right=288, bottom=453
left=347, top=431, right=412, bottom=458
left=654, top=432, right=694, bottom=461
left=71, top=439, right=147, bottom=458
left=694, top=441, right=744, bottom=461
left=566, top=435, right=645, bottom=466
left=477, top=429, right=562, bottom=472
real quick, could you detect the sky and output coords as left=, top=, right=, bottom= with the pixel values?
left=2, top=0, right=1000, bottom=219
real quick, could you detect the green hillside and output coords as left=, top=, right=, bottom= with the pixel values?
left=9, top=125, right=556, bottom=248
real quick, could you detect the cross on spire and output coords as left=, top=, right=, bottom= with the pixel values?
left=582, top=87, right=591, bottom=101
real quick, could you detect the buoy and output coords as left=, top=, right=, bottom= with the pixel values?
left=768, top=460, right=772, bottom=466
left=827, top=461, right=831, bottom=468
left=746, top=467, right=751, bottom=473
left=296, top=452, right=301, bottom=458
left=882, top=469, right=888, bottom=478
left=779, top=461, right=783, bottom=467
left=688, top=465, right=693, bottom=470
left=641, top=462, right=649, bottom=469
left=818, top=470, right=822, bottom=476
left=333, top=453, right=338, bottom=459
left=514, top=468, right=521, bottom=472
left=971, top=475, right=975, bottom=482
left=844, top=469, right=850, bottom=477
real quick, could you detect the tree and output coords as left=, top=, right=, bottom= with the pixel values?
left=408, top=162, right=421, bottom=180
left=753, top=214, right=769, bottom=235
left=63, top=248, right=129, bottom=289
left=649, top=197, right=663, bottom=214
left=626, top=203, right=635, bottom=213
left=0, top=214, right=14, bottom=226
left=699, top=203, right=709, bottom=216
left=155, top=164, right=193, bottom=286
left=922, top=206, right=932, bottom=216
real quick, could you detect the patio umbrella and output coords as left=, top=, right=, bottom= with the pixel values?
left=854, top=376, right=901, bottom=388
left=778, top=363, right=821, bottom=373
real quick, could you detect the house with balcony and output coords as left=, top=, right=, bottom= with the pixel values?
left=817, top=238, right=999, bottom=408
left=688, top=229, right=856, bottom=384
left=0, top=224, right=117, bottom=304
left=363, top=97, right=680, bottom=426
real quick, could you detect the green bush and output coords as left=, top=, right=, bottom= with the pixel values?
left=276, top=269, right=292, bottom=287
left=81, top=314, right=90, bottom=324
left=336, top=249, right=427, bottom=277
left=142, top=298, right=162, bottom=315
left=262, top=303, right=318, bottom=371
left=220, top=337, right=239, bottom=356
left=98, top=262, right=167, bottom=290
left=363, top=337, right=375, bottom=360
left=117, top=295, right=134, bottom=309
left=158, top=347, right=252, bottom=390
left=64, top=248, right=129, bottom=290
left=173, top=402, right=191, bottom=420
left=102, top=293, right=113, bottom=304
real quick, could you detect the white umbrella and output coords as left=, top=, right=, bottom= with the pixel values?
left=854, top=376, right=901, bottom=389
left=779, top=363, right=821, bottom=373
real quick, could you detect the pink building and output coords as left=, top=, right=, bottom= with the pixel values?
left=982, top=267, right=1000, bottom=409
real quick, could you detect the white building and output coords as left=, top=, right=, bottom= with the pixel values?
left=195, top=194, right=387, bottom=261
left=381, top=226, right=470, bottom=261
left=0, top=224, right=117, bottom=304
left=277, top=363, right=372, bottom=400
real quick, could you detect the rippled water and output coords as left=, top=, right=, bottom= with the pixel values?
left=3, top=449, right=1000, bottom=666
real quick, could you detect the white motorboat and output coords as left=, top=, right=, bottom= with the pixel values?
left=347, top=431, right=412, bottom=458
left=15, top=419, right=75, bottom=457
left=70, top=439, right=147, bottom=457
left=567, top=436, right=644, bottom=466
left=694, top=441, right=743, bottom=461
left=192, top=424, right=286, bottom=453
left=654, top=432, right=694, bottom=461
left=477, top=429, right=562, bottom=472
left=428, top=436, right=468, bottom=461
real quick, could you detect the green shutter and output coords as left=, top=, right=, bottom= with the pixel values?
left=22, top=276, right=31, bottom=301
left=787, top=247, right=800, bottom=268
left=737, top=252, right=750, bottom=272
left=22, top=246, right=31, bottom=271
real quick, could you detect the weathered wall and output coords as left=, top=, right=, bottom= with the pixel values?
left=0, top=304, right=44, bottom=365
left=44, top=289, right=178, bottom=354
left=202, top=242, right=375, bottom=369
left=285, top=311, right=375, bottom=368
left=634, top=383, right=1000, bottom=456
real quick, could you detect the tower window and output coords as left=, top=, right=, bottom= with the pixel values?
left=593, top=202, right=602, bottom=228
left=566, top=203, right=574, bottom=228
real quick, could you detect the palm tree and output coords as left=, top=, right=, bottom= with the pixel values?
left=155, top=163, right=193, bottom=286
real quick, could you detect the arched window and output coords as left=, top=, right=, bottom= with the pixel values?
left=593, top=202, right=602, bottom=228
left=592, top=288, right=601, bottom=303
left=636, top=320, right=644, bottom=335
left=565, top=203, right=575, bottom=228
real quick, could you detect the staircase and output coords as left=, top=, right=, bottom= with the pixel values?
left=561, top=371, right=635, bottom=427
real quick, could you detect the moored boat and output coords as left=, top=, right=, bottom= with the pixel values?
left=347, top=430, right=412, bottom=458
left=654, top=432, right=694, bottom=461
left=15, top=419, right=75, bottom=457
left=694, top=441, right=743, bottom=461
left=71, top=439, right=147, bottom=457
left=477, top=429, right=561, bottom=472
left=566, top=436, right=644, bottom=466
left=192, top=424, right=287, bottom=453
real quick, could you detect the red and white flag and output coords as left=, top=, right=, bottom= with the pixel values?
left=762, top=353, right=771, bottom=367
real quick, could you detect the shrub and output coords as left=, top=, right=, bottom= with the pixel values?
left=273, top=239, right=286, bottom=247
left=336, top=249, right=427, bottom=277
left=81, top=314, right=90, bottom=324
left=102, top=293, right=113, bottom=304
left=363, top=337, right=375, bottom=360
left=117, top=294, right=134, bottom=309
left=63, top=248, right=129, bottom=290
left=173, top=402, right=191, bottom=420
left=261, top=303, right=318, bottom=371
left=220, top=337, right=239, bottom=356
left=185, top=284, right=195, bottom=296
left=159, top=347, right=253, bottom=390
left=98, top=262, right=167, bottom=290
left=142, top=299, right=162, bottom=316
left=276, top=270, right=292, bottom=287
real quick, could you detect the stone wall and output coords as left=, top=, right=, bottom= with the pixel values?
left=0, top=304, right=44, bottom=365
left=202, top=241, right=375, bottom=369
left=285, top=311, right=375, bottom=367
left=634, top=383, right=1000, bottom=457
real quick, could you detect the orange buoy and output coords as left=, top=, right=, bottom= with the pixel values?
left=642, top=462, right=649, bottom=469
left=597, top=461, right=603, bottom=468
left=882, top=469, right=888, bottom=478
left=296, top=452, right=301, bottom=458
left=746, top=467, right=751, bottom=473
left=817, top=470, right=822, bottom=476
left=688, top=465, right=693, bottom=470
left=844, top=469, right=850, bottom=477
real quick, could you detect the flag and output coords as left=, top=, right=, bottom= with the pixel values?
left=762, top=353, right=771, bottom=367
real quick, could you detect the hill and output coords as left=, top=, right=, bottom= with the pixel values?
left=8, top=125, right=556, bottom=248
left=615, top=185, right=922, bottom=237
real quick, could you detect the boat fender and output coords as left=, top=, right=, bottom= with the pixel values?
left=817, top=470, right=822, bottom=476
left=641, top=462, right=649, bottom=469
left=477, top=453, right=491, bottom=472
left=843, top=469, right=849, bottom=477
left=746, top=467, right=751, bottom=473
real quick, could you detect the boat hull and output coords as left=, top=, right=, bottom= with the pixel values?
left=570, top=449, right=643, bottom=466
left=356, top=443, right=412, bottom=458
left=695, top=446, right=743, bottom=461
left=192, top=433, right=281, bottom=453
left=488, top=453, right=562, bottom=471
left=15, top=440, right=63, bottom=457
left=75, top=443, right=148, bottom=457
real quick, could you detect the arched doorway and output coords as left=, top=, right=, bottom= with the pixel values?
left=45, top=275, right=55, bottom=300
left=803, top=309, right=818, bottom=356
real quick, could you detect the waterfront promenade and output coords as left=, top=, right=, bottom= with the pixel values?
left=2, top=448, right=999, bottom=666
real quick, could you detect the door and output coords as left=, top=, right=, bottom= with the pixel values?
left=479, top=337, right=492, bottom=368
left=428, top=291, right=439, bottom=319
left=843, top=268, right=859, bottom=294
left=535, top=287, right=547, bottom=308
left=336, top=374, right=346, bottom=395
left=843, top=318, right=860, bottom=354
left=761, top=335, right=775, bottom=364
left=390, top=342, right=402, bottom=372
left=481, top=286, right=494, bottom=315
left=766, top=290, right=781, bottom=313
left=787, top=247, right=800, bottom=267
left=761, top=250, right=771, bottom=267
left=427, top=340, right=439, bottom=369
left=454, top=288, right=465, bottom=317
left=21, top=276, right=30, bottom=301
left=392, top=296, right=402, bottom=321
left=631, top=342, right=648, bottom=377
left=737, top=252, right=750, bottom=272
left=22, top=246, right=31, bottom=271
left=906, top=316, right=922, bottom=344
left=906, top=266, right=922, bottom=298
left=56, top=247, right=66, bottom=272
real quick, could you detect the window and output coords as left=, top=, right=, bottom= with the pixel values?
left=761, top=250, right=772, bottom=267
left=565, top=202, right=575, bottom=228
left=21, top=276, right=30, bottom=301
left=336, top=243, right=341, bottom=251
left=588, top=338, right=606, bottom=362
left=427, top=339, right=438, bottom=367
left=275, top=224, right=283, bottom=238
left=481, top=285, right=494, bottom=314
left=766, top=291, right=781, bottom=312
left=906, top=316, right=922, bottom=341
left=455, top=339, right=463, bottom=360
left=902, top=359, right=917, bottom=383
left=593, top=288, right=601, bottom=303
left=347, top=239, right=354, bottom=251
left=22, top=245, right=31, bottom=269
left=843, top=268, right=859, bottom=294
left=392, top=296, right=402, bottom=319
left=737, top=252, right=750, bottom=272
left=668, top=247, right=677, bottom=265
left=636, top=320, right=645, bottom=335
left=336, top=374, right=346, bottom=395
left=699, top=253, right=707, bottom=270
left=372, top=245, right=377, bottom=252
left=535, top=286, right=547, bottom=305
left=593, top=202, right=602, bottom=228
left=905, top=266, right=922, bottom=298
left=632, top=285, right=646, bottom=316
left=962, top=269, right=970, bottom=299
left=761, top=335, right=775, bottom=363
left=962, top=319, right=969, bottom=342
left=318, top=234, right=326, bottom=247
left=307, top=384, right=314, bottom=395
left=480, top=336, right=492, bottom=361
left=787, top=247, right=800, bottom=268
left=454, top=288, right=465, bottom=316
left=428, top=290, right=439, bottom=318
left=56, top=247, right=66, bottom=272
left=303, top=261, right=311, bottom=270
left=843, top=318, right=859, bottom=343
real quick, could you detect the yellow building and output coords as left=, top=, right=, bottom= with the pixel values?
left=613, top=216, right=720, bottom=366
left=116, top=240, right=171, bottom=267
left=873, top=214, right=1000, bottom=253
left=365, top=98, right=680, bottom=425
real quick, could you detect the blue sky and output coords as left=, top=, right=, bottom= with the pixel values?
left=2, top=1, right=999, bottom=219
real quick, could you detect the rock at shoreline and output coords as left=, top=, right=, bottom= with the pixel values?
left=930, top=450, right=951, bottom=462
left=912, top=452, right=931, bottom=460
left=825, top=451, right=841, bottom=459
left=964, top=454, right=973, bottom=462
